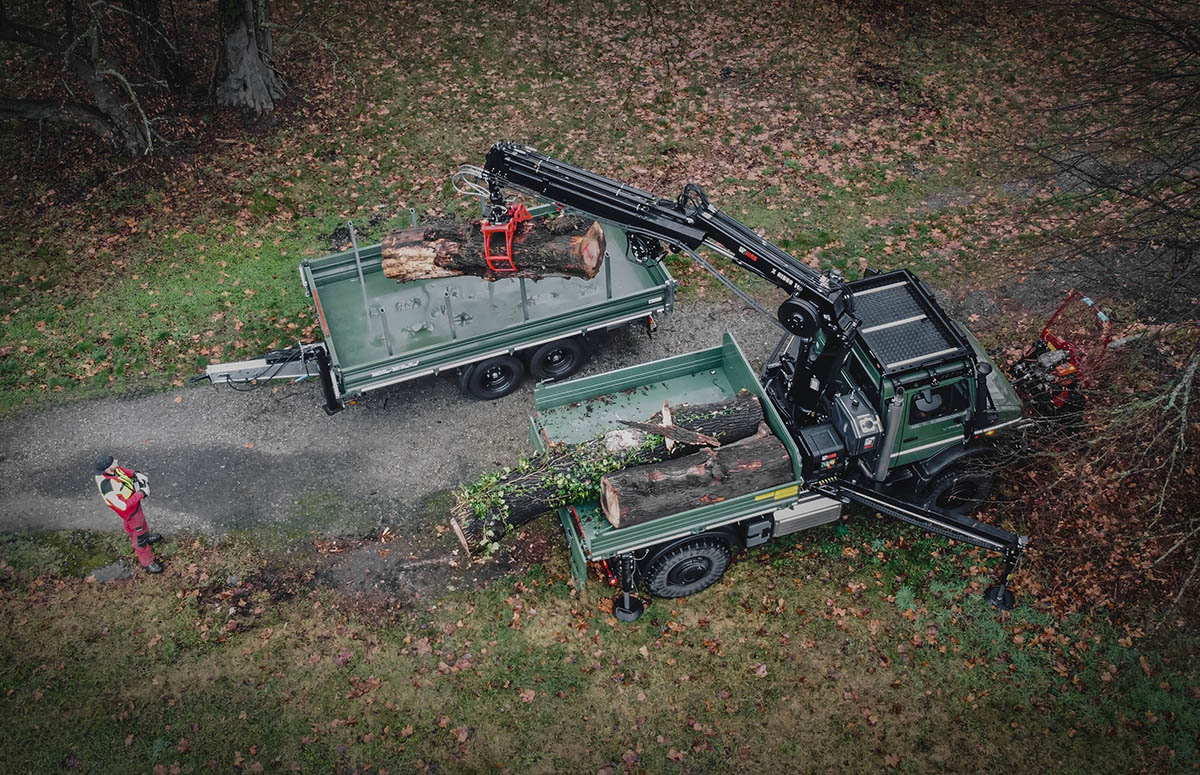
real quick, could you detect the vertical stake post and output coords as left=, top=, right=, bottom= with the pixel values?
left=349, top=221, right=371, bottom=325
left=445, top=288, right=458, bottom=340
left=612, top=553, right=645, bottom=622
left=378, top=307, right=395, bottom=356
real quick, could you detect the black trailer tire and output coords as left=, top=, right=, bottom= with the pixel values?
left=919, top=466, right=995, bottom=518
left=463, top=355, right=525, bottom=400
left=528, top=337, right=587, bottom=382
left=645, top=537, right=732, bottom=599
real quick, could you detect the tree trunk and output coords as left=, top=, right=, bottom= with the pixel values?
left=66, top=45, right=152, bottom=156
left=450, top=392, right=765, bottom=553
left=123, top=0, right=188, bottom=90
left=216, top=0, right=284, bottom=112
left=0, top=97, right=122, bottom=147
left=381, top=216, right=606, bottom=282
left=0, top=16, right=152, bottom=156
left=600, top=424, right=793, bottom=529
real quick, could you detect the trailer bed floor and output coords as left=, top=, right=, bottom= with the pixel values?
left=317, top=256, right=661, bottom=368
left=536, top=369, right=737, bottom=445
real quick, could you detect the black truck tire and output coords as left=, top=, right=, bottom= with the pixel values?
left=645, top=537, right=732, bottom=598
left=462, top=355, right=525, bottom=400
left=528, top=337, right=587, bottom=382
left=919, top=465, right=995, bottom=517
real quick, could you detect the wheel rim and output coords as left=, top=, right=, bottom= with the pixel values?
left=937, top=479, right=984, bottom=513
left=481, top=365, right=514, bottom=392
left=667, top=556, right=713, bottom=587
left=541, top=347, right=576, bottom=376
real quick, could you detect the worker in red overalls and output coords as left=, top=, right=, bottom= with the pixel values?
left=94, top=456, right=164, bottom=573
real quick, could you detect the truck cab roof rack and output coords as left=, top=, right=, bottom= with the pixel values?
left=848, top=270, right=972, bottom=377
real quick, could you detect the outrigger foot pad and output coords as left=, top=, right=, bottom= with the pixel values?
left=613, top=594, right=645, bottom=622
left=983, top=585, right=1015, bottom=611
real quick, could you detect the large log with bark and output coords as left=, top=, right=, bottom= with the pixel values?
left=450, top=392, right=764, bottom=554
left=381, top=216, right=606, bottom=282
left=600, top=423, right=793, bottom=529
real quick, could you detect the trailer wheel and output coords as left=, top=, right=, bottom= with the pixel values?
left=919, top=466, right=995, bottom=518
left=645, top=537, right=732, bottom=599
left=463, top=355, right=525, bottom=400
left=529, top=338, right=586, bottom=382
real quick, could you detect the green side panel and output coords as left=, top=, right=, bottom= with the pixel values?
left=303, top=225, right=674, bottom=396
left=558, top=509, right=589, bottom=589
left=891, top=376, right=970, bottom=467
left=531, top=333, right=805, bottom=565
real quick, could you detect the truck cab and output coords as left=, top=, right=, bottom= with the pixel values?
left=764, top=269, right=1024, bottom=516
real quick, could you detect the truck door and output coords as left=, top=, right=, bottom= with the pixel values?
left=893, top=378, right=971, bottom=466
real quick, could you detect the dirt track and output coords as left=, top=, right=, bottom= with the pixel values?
left=0, top=297, right=784, bottom=594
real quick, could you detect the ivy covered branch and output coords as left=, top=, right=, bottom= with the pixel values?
left=449, top=392, right=764, bottom=555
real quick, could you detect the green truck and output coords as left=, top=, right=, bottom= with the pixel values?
left=532, top=322, right=1024, bottom=620
left=469, top=143, right=1029, bottom=619
left=200, top=208, right=675, bottom=412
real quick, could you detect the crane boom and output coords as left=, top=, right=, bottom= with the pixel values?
left=482, top=141, right=860, bottom=416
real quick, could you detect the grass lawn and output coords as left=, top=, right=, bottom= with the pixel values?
left=1, top=522, right=1195, bottom=774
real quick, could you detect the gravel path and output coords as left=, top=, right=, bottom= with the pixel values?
left=0, top=294, right=785, bottom=545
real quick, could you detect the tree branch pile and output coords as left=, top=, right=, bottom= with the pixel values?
left=1010, top=2, right=1200, bottom=627
left=449, top=392, right=765, bottom=554
left=1006, top=340, right=1199, bottom=625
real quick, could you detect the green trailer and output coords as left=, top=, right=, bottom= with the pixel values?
left=530, top=333, right=843, bottom=600
left=202, top=216, right=675, bottom=413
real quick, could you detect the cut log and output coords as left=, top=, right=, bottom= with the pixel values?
left=450, top=392, right=764, bottom=554
left=617, top=420, right=719, bottom=449
left=600, top=424, right=794, bottom=529
left=380, top=216, right=606, bottom=282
